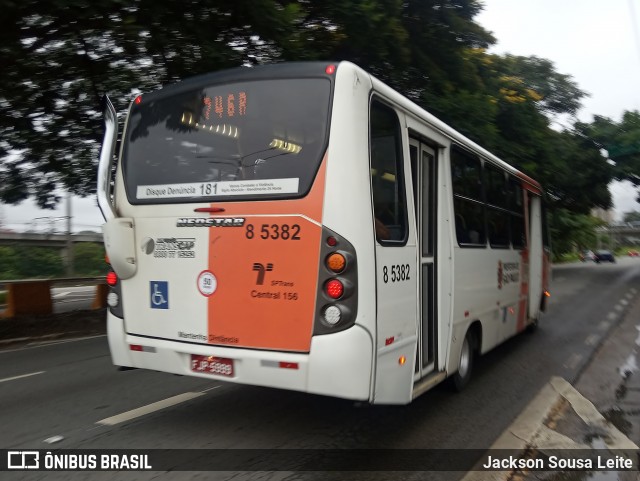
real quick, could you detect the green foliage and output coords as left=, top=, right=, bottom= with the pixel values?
left=0, top=244, right=106, bottom=280
left=72, top=243, right=109, bottom=276
left=543, top=130, right=613, bottom=214
left=0, top=246, right=64, bottom=280
left=497, top=55, right=587, bottom=117
left=578, top=111, right=640, bottom=191
left=0, top=0, right=302, bottom=207
left=548, top=209, right=605, bottom=259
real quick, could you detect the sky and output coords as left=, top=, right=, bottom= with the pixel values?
left=1, top=0, right=640, bottom=232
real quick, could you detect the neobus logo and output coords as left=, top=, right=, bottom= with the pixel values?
left=176, top=217, right=245, bottom=227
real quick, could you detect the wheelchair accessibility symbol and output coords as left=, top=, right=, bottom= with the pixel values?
left=150, top=281, right=169, bottom=309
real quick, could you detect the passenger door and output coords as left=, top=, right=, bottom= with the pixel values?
left=370, top=99, right=418, bottom=404
left=409, top=139, right=437, bottom=380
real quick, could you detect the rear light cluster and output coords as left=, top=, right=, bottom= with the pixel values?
left=105, top=257, right=124, bottom=318
left=314, top=228, right=358, bottom=335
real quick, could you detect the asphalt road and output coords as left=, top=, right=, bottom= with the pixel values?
left=1, top=257, right=639, bottom=480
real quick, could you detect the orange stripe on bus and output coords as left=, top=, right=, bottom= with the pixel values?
left=205, top=155, right=328, bottom=352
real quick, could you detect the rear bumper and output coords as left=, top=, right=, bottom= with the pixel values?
left=107, top=312, right=373, bottom=401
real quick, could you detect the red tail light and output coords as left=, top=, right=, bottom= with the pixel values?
left=106, top=271, right=118, bottom=286
left=325, top=279, right=344, bottom=299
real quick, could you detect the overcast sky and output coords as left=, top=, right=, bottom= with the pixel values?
left=2, top=0, right=640, bottom=232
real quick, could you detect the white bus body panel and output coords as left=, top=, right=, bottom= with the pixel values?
left=322, top=64, right=383, bottom=401
left=107, top=311, right=372, bottom=400
left=102, top=217, right=137, bottom=279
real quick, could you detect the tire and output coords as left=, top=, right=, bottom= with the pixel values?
left=452, top=331, right=474, bottom=392
left=526, top=315, right=539, bottom=333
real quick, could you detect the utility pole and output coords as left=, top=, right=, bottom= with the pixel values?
left=66, top=192, right=74, bottom=276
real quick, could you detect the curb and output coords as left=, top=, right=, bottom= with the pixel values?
left=460, top=377, right=638, bottom=481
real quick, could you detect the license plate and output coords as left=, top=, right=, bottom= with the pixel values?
left=191, top=355, right=234, bottom=377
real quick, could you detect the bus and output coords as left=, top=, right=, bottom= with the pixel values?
left=98, top=61, right=551, bottom=404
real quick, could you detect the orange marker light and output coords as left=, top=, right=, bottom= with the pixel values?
left=544, top=290, right=551, bottom=297
left=326, top=253, right=346, bottom=273
left=398, top=356, right=407, bottom=366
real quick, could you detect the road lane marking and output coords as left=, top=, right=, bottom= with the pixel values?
left=599, top=320, right=611, bottom=330
left=0, top=335, right=107, bottom=354
left=620, top=298, right=629, bottom=306
left=563, top=353, right=583, bottom=370
left=96, top=392, right=205, bottom=426
left=43, top=435, right=64, bottom=444
left=607, top=312, right=617, bottom=321
left=584, top=334, right=599, bottom=346
left=202, top=385, right=222, bottom=393
left=0, top=371, right=45, bottom=384
left=27, top=335, right=107, bottom=347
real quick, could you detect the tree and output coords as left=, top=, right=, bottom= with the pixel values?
left=547, top=209, right=605, bottom=260
left=496, top=55, right=587, bottom=117
left=577, top=111, right=640, bottom=202
left=0, top=0, right=302, bottom=208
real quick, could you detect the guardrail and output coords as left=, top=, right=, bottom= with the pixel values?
left=0, top=277, right=108, bottom=318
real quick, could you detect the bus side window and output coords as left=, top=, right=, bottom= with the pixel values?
left=451, top=148, right=485, bottom=247
left=370, top=100, right=407, bottom=244
left=510, top=178, right=526, bottom=249
left=485, top=163, right=510, bottom=249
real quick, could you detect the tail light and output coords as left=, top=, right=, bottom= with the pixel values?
left=314, top=227, right=358, bottom=334
left=106, top=271, right=118, bottom=286
left=105, top=260, right=124, bottom=318
left=325, top=279, right=344, bottom=299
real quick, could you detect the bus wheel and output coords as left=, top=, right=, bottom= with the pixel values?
left=452, top=331, right=474, bottom=392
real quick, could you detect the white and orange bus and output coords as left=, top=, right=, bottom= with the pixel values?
left=98, top=61, right=550, bottom=404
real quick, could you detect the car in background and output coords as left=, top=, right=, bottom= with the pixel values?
left=628, top=250, right=639, bottom=257
left=579, top=250, right=596, bottom=262
left=594, top=250, right=616, bottom=263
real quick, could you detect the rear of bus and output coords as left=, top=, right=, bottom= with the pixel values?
left=99, top=62, right=373, bottom=401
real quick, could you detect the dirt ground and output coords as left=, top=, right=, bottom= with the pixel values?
left=0, top=308, right=107, bottom=347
